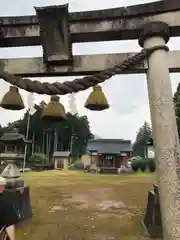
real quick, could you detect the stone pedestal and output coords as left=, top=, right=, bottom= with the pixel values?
left=0, top=186, right=32, bottom=228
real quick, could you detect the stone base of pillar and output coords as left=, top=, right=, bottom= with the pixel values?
left=0, top=186, right=32, bottom=228
left=141, top=184, right=163, bottom=238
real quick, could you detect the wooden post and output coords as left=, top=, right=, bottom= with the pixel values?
left=63, top=158, right=68, bottom=171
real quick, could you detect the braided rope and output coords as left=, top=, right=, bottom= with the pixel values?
left=0, top=226, right=8, bottom=240
left=0, top=45, right=168, bottom=95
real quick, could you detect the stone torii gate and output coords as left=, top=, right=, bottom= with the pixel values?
left=0, top=1, right=180, bottom=239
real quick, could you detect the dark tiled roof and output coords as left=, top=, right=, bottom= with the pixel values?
left=87, top=139, right=132, bottom=154
left=0, top=128, right=31, bottom=144
left=53, top=151, right=70, bottom=157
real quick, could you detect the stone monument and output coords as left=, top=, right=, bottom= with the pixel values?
left=0, top=128, right=31, bottom=188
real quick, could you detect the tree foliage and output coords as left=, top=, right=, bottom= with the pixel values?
left=0, top=101, right=93, bottom=162
left=173, top=83, right=180, bottom=137
left=133, top=121, right=152, bottom=157
left=133, top=82, right=180, bottom=157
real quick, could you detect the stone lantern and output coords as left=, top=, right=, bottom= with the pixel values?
left=147, top=138, right=155, bottom=159
left=0, top=128, right=31, bottom=189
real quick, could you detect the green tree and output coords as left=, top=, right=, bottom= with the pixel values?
left=173, top=83, right=180, bottom=137
left=3, top=101, right=93, bottom=162
left=133, top=121, right=152, bottom=157
left=0, top=124, right=6, bottom=153
left=173, top=83, right=180, bottom=117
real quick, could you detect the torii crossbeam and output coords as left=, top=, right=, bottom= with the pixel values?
left=0, top=1, right=180, bottom=77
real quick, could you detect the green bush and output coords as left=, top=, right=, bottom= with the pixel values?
left=148, top=159, right=156, bottom=172
left=131, top=165, right=139, bottom=172
left=131, top=158, right=147, bottom=172
left=139, top=163, right=146, bottom=172
left=69, top=160, right=84, bottom=171
left=131, top=158, right=156, bottom=173
left=29, top=152, right=49, bottom=164
left=131, top=161, right=138, bottom=172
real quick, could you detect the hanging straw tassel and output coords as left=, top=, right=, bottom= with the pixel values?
left=42, top=95, right=67, bottom=122
left=0, top=86, right=25, bottom=110
left=84, top=85, right=109, bottom=111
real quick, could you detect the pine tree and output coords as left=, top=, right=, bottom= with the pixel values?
left=133, top=122, right=152, bottom=157
left=173, top=83, right=180, bottom=137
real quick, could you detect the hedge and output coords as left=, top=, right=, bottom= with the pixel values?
left=131, top=158, right=156, bottom=172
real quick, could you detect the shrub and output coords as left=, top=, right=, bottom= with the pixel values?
left=29, top=152, right=49, bottom=164
left=131, top=161, right=139, bottom=172
left=132, top=165, right=139, bottom=172
left=131, top=158, right=148, bottom=172
left=137, top=160, right=147, bottom=172
left=148, top=159, right=156, bottom=172
left=139, top=163, right=146, bottom=172
left=69, top=160, right=84, bottom=171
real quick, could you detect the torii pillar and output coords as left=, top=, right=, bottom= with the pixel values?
left=139, top=22, right=180, bottom=239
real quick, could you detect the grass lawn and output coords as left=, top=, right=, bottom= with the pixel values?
left=17, top=171, right=154, bottom=240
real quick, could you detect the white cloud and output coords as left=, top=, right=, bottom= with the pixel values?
left=0, top=0, right=179, bottom=142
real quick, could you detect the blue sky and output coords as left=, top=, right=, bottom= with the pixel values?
left=0, top=0, right=179, bottom=142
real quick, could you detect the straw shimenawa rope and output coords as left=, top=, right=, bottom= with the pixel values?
left=0, top=45, right=168, bottom=95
